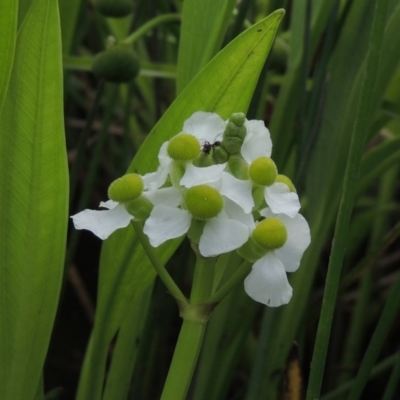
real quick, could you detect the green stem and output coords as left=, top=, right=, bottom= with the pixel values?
left=131, top=221, right=188, bottom=303
left=190, top=256, right=217, bottom=304
left=160, top=319, right=207, bottom=400
left=208, top=259, right=251, bottom=304
left=123, top=14, right=181, bottom=45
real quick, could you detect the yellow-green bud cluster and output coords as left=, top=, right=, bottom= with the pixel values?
left=108, top=173, right=143, bottom=202
left=167, top=134, right=201, bottom=161
left=252, top=218, right=287, bottom=250
left=184, top=185, right=224, bottom=220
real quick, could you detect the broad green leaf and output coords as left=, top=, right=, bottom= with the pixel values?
left=177, top=0, right=237, bottom=93
left=0, top=0, right=68, bottom=399
left=0, top=0, right=17, bottom=111
left=76, top=10, right=285, bottom=400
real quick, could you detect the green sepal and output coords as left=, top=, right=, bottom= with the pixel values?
left=252, top=185, right=266, bottom=210
left=228, top=155, right=249, bottom=179
left=124, top=196, right=153, bottom=221
left=96, top=0, right=133, bottom=18
left=237, top=236, right=267, bottom=263
left=187, top=219, right=206, bottom=245
left=169, top=160, right=186, bottom=187
left=92, top=44, right=140, bottom=83
left=221, top=136, right=243, bottom=155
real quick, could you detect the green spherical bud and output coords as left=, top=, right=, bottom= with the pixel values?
left=212, top=146, right=229, bottom=163
left=229, top=112, right=246, bottom=127
left=276, top=174, right=296, bottom=192
left=125, top=197, right=153, bottom=221
left=108, top=173, right=143, bottom=202
left=249, top=157, right=277, bottom=186
left=184, top=185, right=224, bottom=220
left=92, top=45, right=140, bottom=83
left=224, top=121, right=246, bottom=140
left=167, top=134, right=201, bottom=161
left=253, top=218, right=287, bottom=250
left=96, top=0, right=133, bottom=18
left=221, top=136, right=243, bottom=155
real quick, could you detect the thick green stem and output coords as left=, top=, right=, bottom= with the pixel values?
left=160, top=319, right=207, bottom=400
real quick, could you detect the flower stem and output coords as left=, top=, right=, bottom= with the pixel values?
left=160, top=319, right=207, bottom=400
left=207, top=259, right=251, bottom=304
left=123, top=14, right=181, bottom=45
left=131, top=221, right=188, bottom=303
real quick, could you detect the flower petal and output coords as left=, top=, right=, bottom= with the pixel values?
left=274, top=213, right=311, bottom=272
left=220, top=172, right=254, bottom=213
left=180, top=163, right=226, bottom=187
left=143, top=205, right=191, bottom=247
left=145, top=187, right=182, bottom=206
left=223, top=197, right=255, bottom=231
left=182, top=111, right=225, bottom=142
left=241, top=119, right=272, bottom=163
left=265, top=183, right=300, bottom=217
left=199, top=215, right=250, bottom=257
left=244, top=253, right=292, bottom=306
left=71, top=203, right=133, bottom=240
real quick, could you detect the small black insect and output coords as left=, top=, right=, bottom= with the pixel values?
left=202, top=140, right=221, bottom=155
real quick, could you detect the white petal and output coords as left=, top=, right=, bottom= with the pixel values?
left=265, top=183, right=301, bottom=217
left=199, top=216, right=250, bottom=257
left=241, top=119, right=272, bottom=163
left=220, top=172, right=254, bottom=213
left=143, top=205, right=191, bottom=247
left=180, top=163, right=226, bottom=187
left=142, top=170, right=168, bottom=190
left=274, top=213, right=311, bottom=272
left=244, top=253, right=292, bottom=307
left=145, top=187, right=182, bottom=206
left=99, top=200, right=119, bottom=209
left=182, top=111, right=226, bottom=142
left=71, top=203, right=133, bottom=240
left=223, top=197, right=255, bottom=231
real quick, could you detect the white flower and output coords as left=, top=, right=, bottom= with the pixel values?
left=244, top=208, right=311, bottom=307
left=151, top=111, right=226, bottom=187
left=241, top=120, right=300, bottom=217
left=71, top=183, right=181, bottom=240
left=143, top=189, right=255, bottom=257
left=142, top=160, right=256, bottom=256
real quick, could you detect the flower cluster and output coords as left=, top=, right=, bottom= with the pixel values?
left=71, top=111, right=310, bottom=307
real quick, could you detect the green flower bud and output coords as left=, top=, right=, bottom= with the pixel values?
left=96, top=0, right=133, bottom=18
left=224, top=121, right=246, bottom=140
left=212, top=146, right=229, bottom=163
left=184, top=185, right=224, bottom=220
left=228, top=155, right=249, bottom=180
left=249, top=157, right=277, bottom=186
left=108, top=173, right=143, bottom=202
left=253, top=218, right=287, bottom=250
left=220, top=136, right=243, bottom=155
left=167, top=134, right=201, bottom=161
left=124, top=196, right=153, bottom=221
left=229, top=112, right=246, bottom=127
left=276, top=174, right=296, bottom=192
left=193, top=153, right=214, bottom=168
left=92, top=45, right=140, bottom=83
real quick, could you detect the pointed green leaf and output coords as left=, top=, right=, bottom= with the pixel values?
left=0, top=0, right=18, bottom=110
left=0, top=0, right=68, bottom=399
